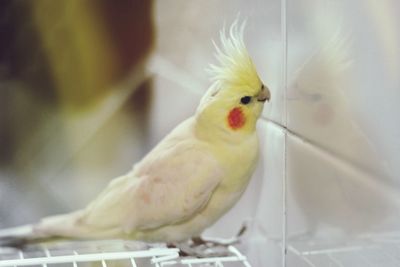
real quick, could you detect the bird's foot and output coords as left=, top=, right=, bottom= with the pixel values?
left=167, top=224, right=247, bottom=258
left=167, top=241, right=230, bottom=258
left=192, top=223, right=247, bottom=247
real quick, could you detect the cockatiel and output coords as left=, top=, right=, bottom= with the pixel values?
left=0, top=20, right=270, bottom=247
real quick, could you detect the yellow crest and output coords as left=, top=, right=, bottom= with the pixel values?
left=208, top=20, right=261, bottom=93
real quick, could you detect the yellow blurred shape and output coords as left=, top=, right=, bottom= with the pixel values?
left=32, top=0, right=117, bottom=110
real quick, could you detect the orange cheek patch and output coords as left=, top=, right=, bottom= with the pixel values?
left=228, top=107, right=246, bottom=130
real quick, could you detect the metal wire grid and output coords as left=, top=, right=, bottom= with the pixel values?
left=287, top=232, right=400, bottom=267
left=0, top=242, right=251, bottom=267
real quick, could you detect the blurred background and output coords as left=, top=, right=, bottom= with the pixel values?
left=0, top=0, right=399, bottom=266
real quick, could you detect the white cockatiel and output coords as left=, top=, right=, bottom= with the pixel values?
left=0, top=20, right=270, bottom=246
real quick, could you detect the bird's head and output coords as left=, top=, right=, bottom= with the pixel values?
left=196, top=20, right=270, bottom=140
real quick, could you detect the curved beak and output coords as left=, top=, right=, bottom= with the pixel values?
left=257, top=84, right=271, bottom=102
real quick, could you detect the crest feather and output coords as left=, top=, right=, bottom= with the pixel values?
left=208, top=19, right=261, bottom=91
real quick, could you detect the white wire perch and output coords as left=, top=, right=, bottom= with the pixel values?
left=0, top=243, right=252, bottom=267
left=0, top=248, right=179, bottom=267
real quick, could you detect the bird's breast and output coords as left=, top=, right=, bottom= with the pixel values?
left=215, top=135, right=259, bottom=192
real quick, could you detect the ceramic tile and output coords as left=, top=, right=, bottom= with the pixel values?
left=145, top=74, right=201, bottom=149
left=286, top=0, right=400, bottom=185
left=286, top=133, right=400, bottom=264
left=246, top=120, right=286, bottom=266
left=285, top=3, right=400, bottom=266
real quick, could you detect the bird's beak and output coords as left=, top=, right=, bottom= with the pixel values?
left=257, top=84, right=271, bottom=102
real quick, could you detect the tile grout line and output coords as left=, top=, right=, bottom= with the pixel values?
left=264, top=117, right=400, bottom=208
left=260, top=114, right=394, bottom=187
left=281, top=0, right=288, bottom=265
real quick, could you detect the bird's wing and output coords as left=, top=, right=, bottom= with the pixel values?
left=81, top=140, right=224, bottom=233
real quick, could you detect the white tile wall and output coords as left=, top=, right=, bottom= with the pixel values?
left=243, top=121, right=285, bottom=267
left=285, top=0, right=400, bottom=266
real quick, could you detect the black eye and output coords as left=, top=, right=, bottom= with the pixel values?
left=240, top=96, right=252, bottom=105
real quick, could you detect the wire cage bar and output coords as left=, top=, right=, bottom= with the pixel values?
left=0, top=241, right=252, bottom=267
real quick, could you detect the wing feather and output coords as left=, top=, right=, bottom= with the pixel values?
left=81, top=140, right=223, bottom=234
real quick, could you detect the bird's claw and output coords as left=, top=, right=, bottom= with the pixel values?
left=167, top=241, right=230, bottom=258
left=168, top=223, right=248, bottom=258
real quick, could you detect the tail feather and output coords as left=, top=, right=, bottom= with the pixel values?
left=0, top=210, right=123, bottom=248
left=0, top=235, right=58, bottom=249
left=0, top=224, right=34, bottom=238
left=33, top=211, right=86, bottom=238
left=0, top=210, right=89, bottom=248
left=0, top=224, right=55, bottom=248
